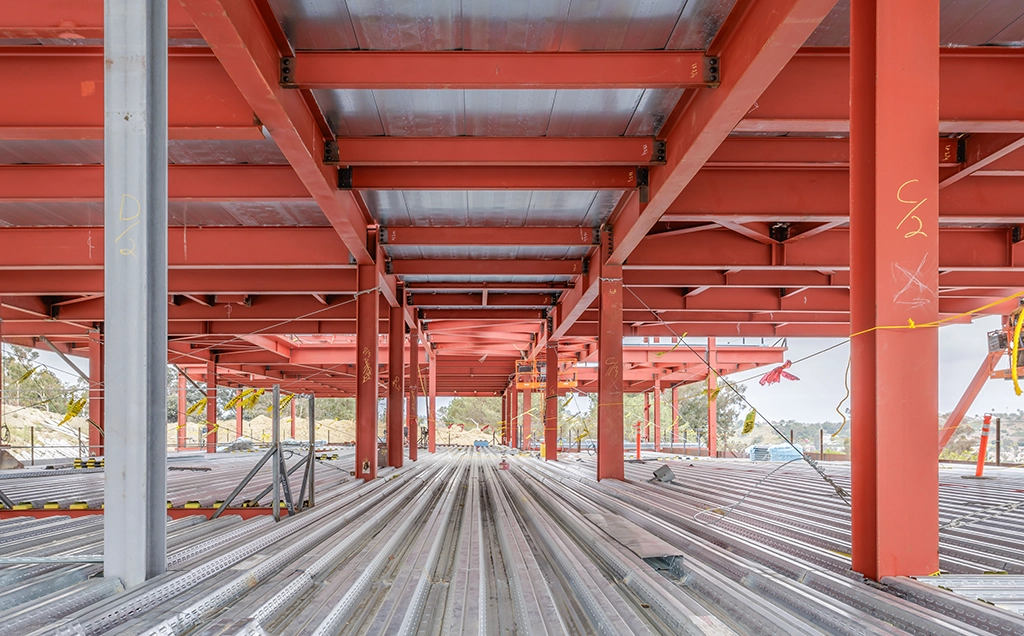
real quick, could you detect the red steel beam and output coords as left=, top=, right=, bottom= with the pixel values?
left=335, top=136, right=663, bottom=166
left=409, top=293, right=555, bottom=308
left=6, top=164, right=1024, bottom=224
left=0, top=1, right=200, bottom=39
left=0, top=227, right=350, bottom=269
left=939, top=134, right=1024, bottom=189
left=0, top=165, right=307, bottom=202
left=348, top=166, right=643, bottom=191
left=0, top=47, right=259, bottom=140
left=626, top=227, right=1024, bottom=271
left=708, top=137, right=962, bottom=169
left=390, top=260, right=584, bottom=277
left=417, top=310, right=546, bottom=321
left=0, top=270, right=359, bottom=296
left=382, top=226, right=595, bottom=247
left=738, top=48, right=1024, bottom=134
left=658, top=168, right=1024, bottom=225
left=608, top=0, right=839, bottom=265
left=181, top=0, right=372, bottom=264
left=285, top=50, right=716, bottom=90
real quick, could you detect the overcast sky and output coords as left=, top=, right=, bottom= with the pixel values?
left=7, top=313, right=1018, bottom=424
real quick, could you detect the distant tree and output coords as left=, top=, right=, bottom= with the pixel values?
left=439, top=397, right=502, bottom=431
left=2, top=344, right=84, bottom=415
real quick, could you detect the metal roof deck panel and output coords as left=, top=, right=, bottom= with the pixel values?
left=318, top=87, right=679, bottom=137
left=807, top=0, right=1024, bottom=47
left=0, top=139, right=287, bottom=165
left=384, top=245, right=591, bottom=260
left=363, top=189, right=621, bottom=227
left=171, top=201, right=330, bottom=227
left=0, top=201, right=102, bottom=227
left=271, top=0, right=734, bottom=51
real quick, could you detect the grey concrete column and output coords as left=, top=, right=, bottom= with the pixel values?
left=103, top=0, right=168, bottom=587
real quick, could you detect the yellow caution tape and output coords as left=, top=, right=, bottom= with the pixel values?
left=186, top=397, right=207, bottom=417
left=59, top=396, right=87, bottom=426
left=742, top=409, right=756, bottom=435
left=224, top=388, right=254, bottom=410
left=655, top=333, right=688, bottom=356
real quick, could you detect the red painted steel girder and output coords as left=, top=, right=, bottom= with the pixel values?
left=347, top=166, right=643, bottom=190
left=608, top=0, right=839, bottom=265
left=0, top=165, right=307, bottom=202
left=180, top=0, right=373, bottom=264
left=0, top=0, right=201, bottom=40
left=335, top=136, right=663, bottom=166
left=408, top=293, right=557, bottom=308
left=0, top=47, right=259, bottom=140
left=0, top=227, right=350, bottom=269
left=0, top=164, right=637, bottom=198
left=707, top=137, right=963, bottom=169
left=738, top=48, right=1024, bottom=133
left=417, top=310, right=547, bottom=321
left=390, top=259, right=584, bottom=277
left=626, top=227, right=1024, bottom=270
left=407, top=282, right=571, bottom=293
left=661, top=168, right=1024, bottom=224
left=382, top=227, right=596, bottom=247
left=0, top=270, right=361, bottom=296
left=6, top=165, right=1024, bottom=224
left=284, top=50, right=716, bottom=90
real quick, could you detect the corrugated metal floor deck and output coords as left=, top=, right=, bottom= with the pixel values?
left=1, top=450, right=1023, bottom=635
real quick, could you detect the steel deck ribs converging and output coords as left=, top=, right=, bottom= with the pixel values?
left=1, top=451, right=1023, bottom=635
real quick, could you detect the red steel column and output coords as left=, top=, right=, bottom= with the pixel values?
left=707, top=338, right=718, bottom=457
left=387, top=302, right=404, bottom=468
left=355, top=264, right=379, bottom=480
left=850, top=0, right=940, bottom=580
left=205, top=361, right=217, bottom=453
left=522, top=390, right=532, bottom=450
left=409, top=328, right=419, bottom=461
left=235, top=389, right=243, bottom=439
left=501, top=392, right=508, bottom=446
left=653, top=377, right=662, bottom=452
left=177, top=374, right=187, bottom=451
left=597, top=228, right=624, bottom=480
left=428, top=349, right=437, bottom=453
left=544, top=329, right=558, bottom=461
left=643, top=391, right=651, bottom=441
left=510, top=386, right=519, bottom=449
left=671, top=385, right=679, bottom=449
left=88, top=331, right=104, bottom=456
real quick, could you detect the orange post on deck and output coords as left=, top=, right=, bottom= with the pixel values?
left=975, top=414, right=992, bottom=477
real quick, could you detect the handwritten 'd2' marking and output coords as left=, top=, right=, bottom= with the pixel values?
left=116, top=193, right=141, bottom=257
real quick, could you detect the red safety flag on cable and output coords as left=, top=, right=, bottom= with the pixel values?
left=759, top=360, right=799, bottom=386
